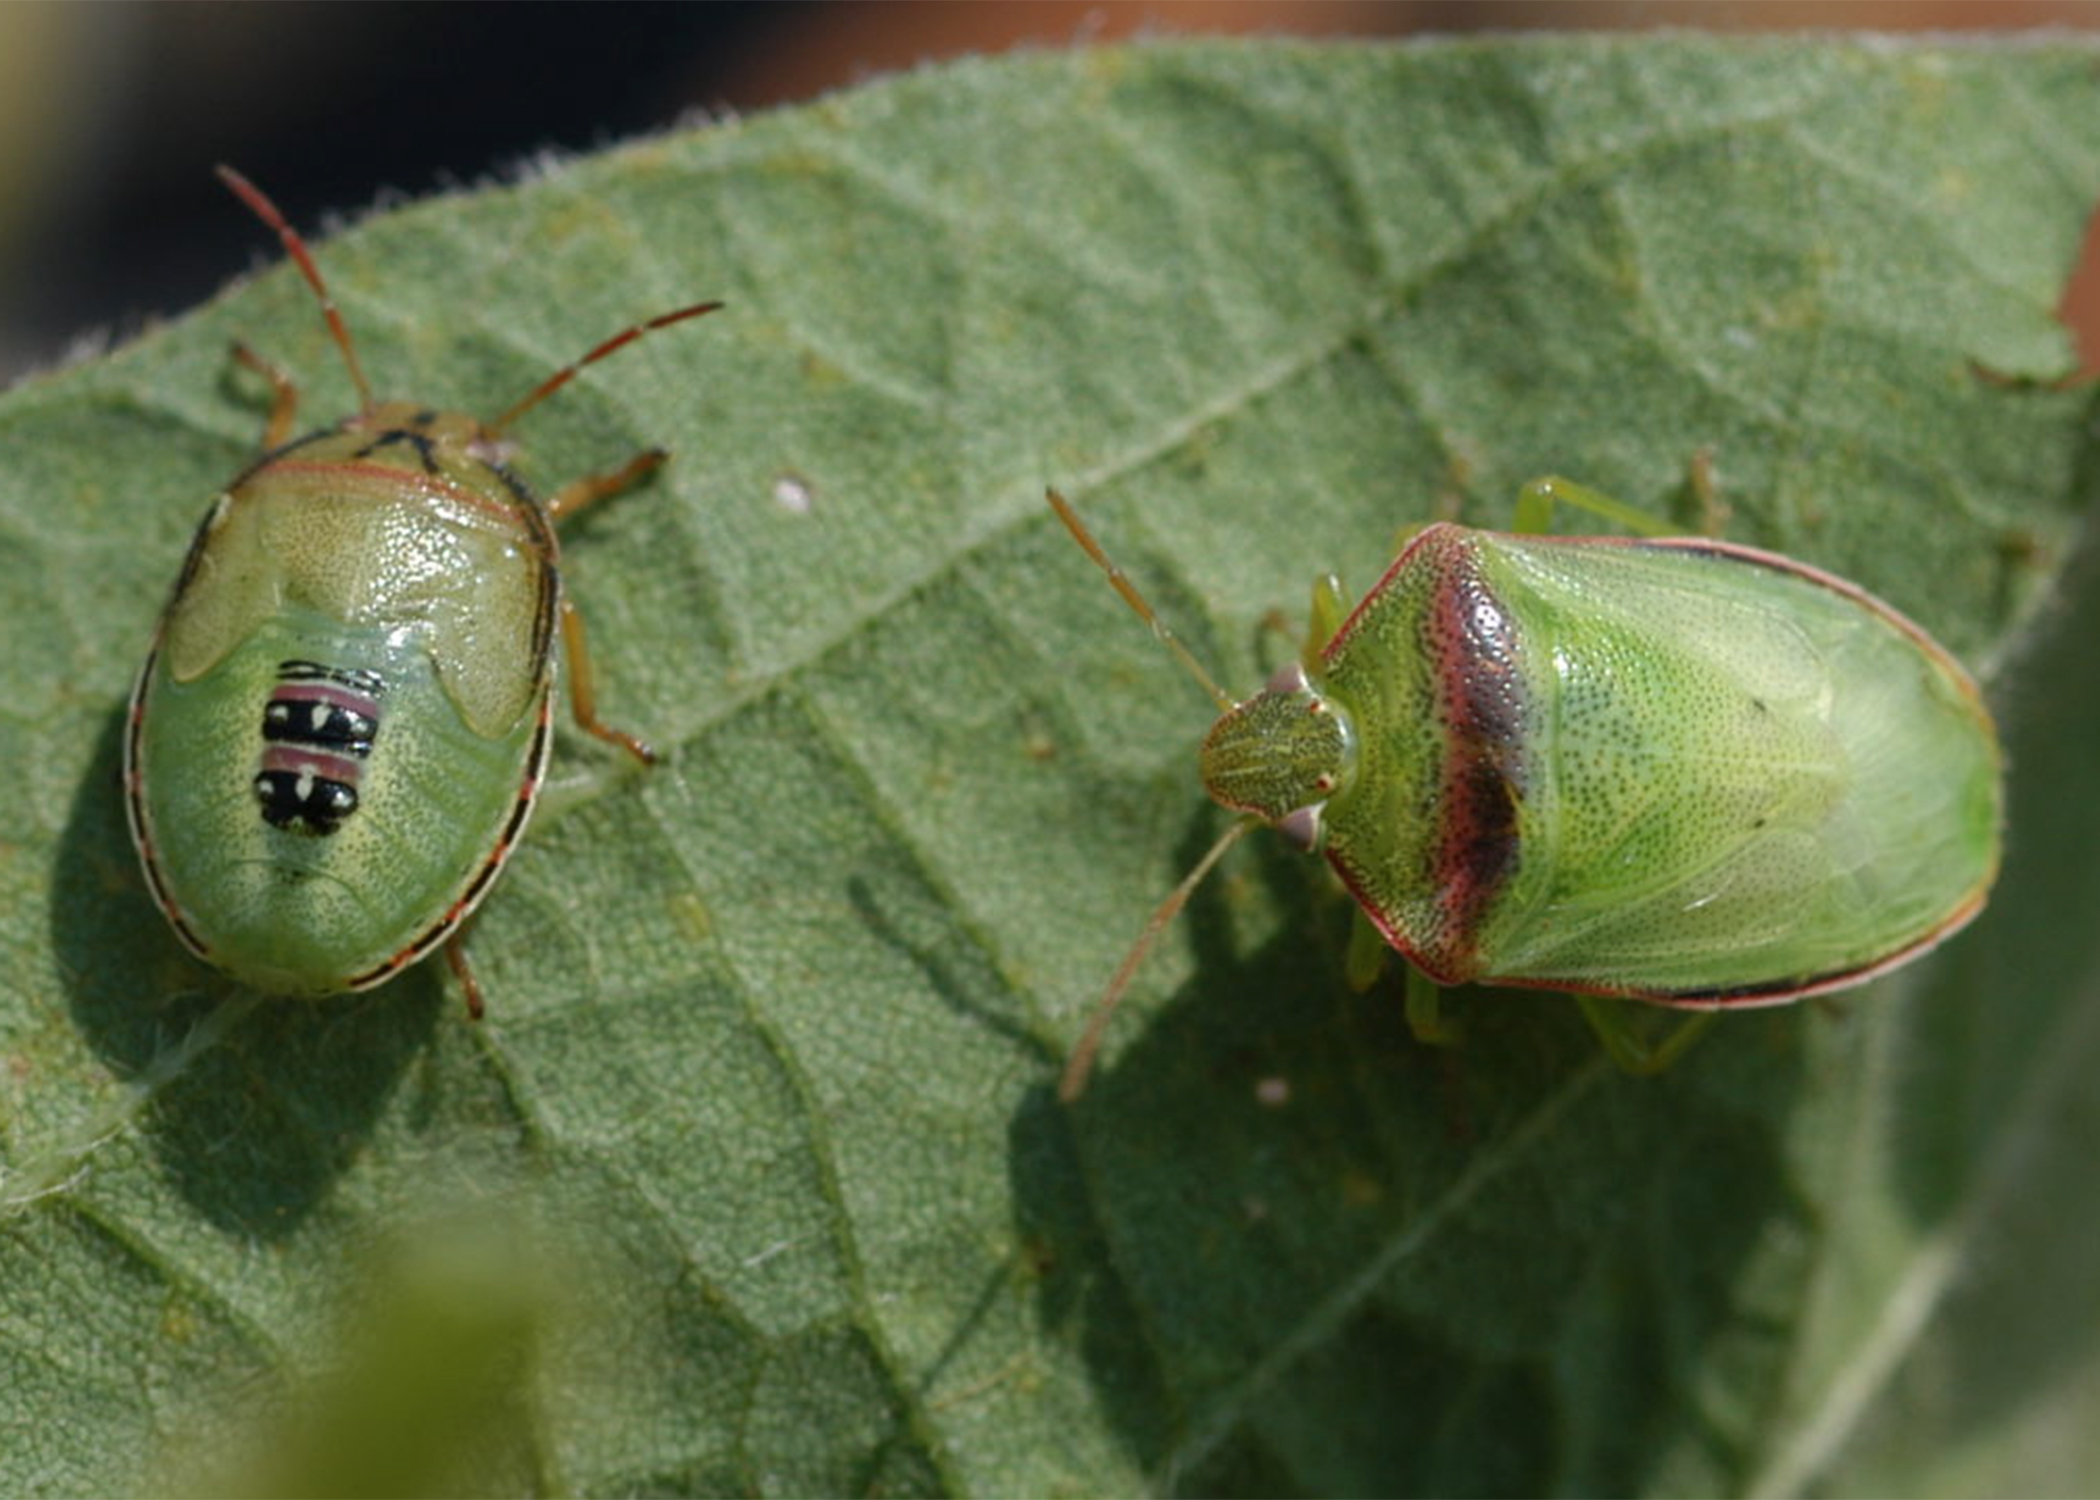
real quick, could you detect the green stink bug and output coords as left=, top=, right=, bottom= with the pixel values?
left=1052, top=478, right=2003, bottom=1099
left=123, top=167, right=720, bottom=1017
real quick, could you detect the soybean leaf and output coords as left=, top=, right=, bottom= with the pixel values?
left=1, top=36, right=2097, bottom=1497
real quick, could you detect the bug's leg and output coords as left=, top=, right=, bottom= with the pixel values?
left=230, top=342, right=301, bottom=450
left=1576, top=995, right=1717, bottom=1074
left=546, top=448, right=666, bottom=765
left=1255, top=608, right=1297, bottom=672
left=444, top=935, right=487, bottom=1021
left=1404, top=966, right=1464, bottom=1047
left=1686, top=446, right=1730, bottom=537
left=1257, top=573, right=1353, bottom=674
left=546, top=449, right=668, bottom=524
left=1305, top=572, right=1351, bottom=662
left=1343, top=909, right=1389, bottom=991
left=560, top=598, right=656, bottom=765
left=1514, top=476, right=1676, bottom=539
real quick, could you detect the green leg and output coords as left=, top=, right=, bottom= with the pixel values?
left=1305, top=573, right=1351, bottom=663
left=1405, top=965, right=1464, bottom=1048
left=1344, top=909, right=1389, bottom=992
left=1577, top=996, right=1718, bottom=1074
left=1686, top=447, right=1728, bottom=536
left=1349, top=890, right=1463, bottom=1051
left=1515, top=452, right=1729, bottom=540
left=1255, top=574, right=1353, bottom=676
left=1346, top=908, right=1460, bottom=1046
left=1513, top=476, right=1678, bottom=538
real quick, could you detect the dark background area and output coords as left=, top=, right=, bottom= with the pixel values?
left=0, top=0, right=2093, bottom=383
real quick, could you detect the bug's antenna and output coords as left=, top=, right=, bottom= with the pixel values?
left=1060, top=816, right=1256, bottom=1102
left=1046, top=489, right=1236, bottom=713
left=216, top=165, right=376, bottom=413
left=488, top=302, right=724, bottom=436
left=1049, top=486, right=1257, bottom=1100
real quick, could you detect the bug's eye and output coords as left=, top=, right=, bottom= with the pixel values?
left=1312, top=773, right=1337, bottom=795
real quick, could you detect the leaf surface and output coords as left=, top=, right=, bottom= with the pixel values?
left=1, top=36, right=2098, bottom=1496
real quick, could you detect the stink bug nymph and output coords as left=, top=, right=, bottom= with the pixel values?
left=123, top=166, right=720, bottom=1017
left=1051, top=478, right=2003, bottom=1099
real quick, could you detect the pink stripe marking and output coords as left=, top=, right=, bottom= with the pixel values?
left=261, top=744, right=365, bottom=782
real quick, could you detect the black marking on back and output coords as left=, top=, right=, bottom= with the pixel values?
left=513, top=494, right=561, bottom=668
left=277, top=659, right=386, bottom=695
left=255, top=769, right=360, bottom=834
left=255, top=661, right=387, bottom=837
left=353, top=427, right=443, bottom=474
left=224, top=426, right=338, bottom=490
left=262, top=698, right=377, bottom=756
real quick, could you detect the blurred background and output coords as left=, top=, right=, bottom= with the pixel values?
left=0, top=0, right=2095, bottom=386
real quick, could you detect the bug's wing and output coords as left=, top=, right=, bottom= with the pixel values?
left=160, top=492, right=282, bottom=683
left=412, top=509, right=554, bottom=741
left=163, top=476, right=551, bottom=739
left=1478, top=538, right=1999, bottom=998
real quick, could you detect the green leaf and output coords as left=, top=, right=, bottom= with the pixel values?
left=2, top=35, right=2098, bottom=1496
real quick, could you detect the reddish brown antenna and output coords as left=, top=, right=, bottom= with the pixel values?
left=1047, top=488, right=1237, bottom=713
left=1059, top=816, right=1255, bottom=1101
left=1045, top=488, right=1268, bottom=1101
left=489, top=301, right=723, bottom=436
left=220, top=166, right=723, bottom=435
left=215, top=165, right=376, bottom=413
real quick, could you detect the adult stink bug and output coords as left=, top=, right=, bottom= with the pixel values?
left=1051, top=477, right=2002, bottom=1099
left=124, top=167, right=720, bottom=1017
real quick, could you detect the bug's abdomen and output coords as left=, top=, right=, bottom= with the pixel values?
left=128, top=610, right=548, bottom=997
left=1446, top=533, right=2000, bottom=998
left=255, top=661, right=384, bottom=834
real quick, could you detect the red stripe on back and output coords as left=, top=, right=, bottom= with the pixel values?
left=1424, top=537, right=1528, bottom=977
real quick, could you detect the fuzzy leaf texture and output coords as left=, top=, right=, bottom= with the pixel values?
left=2, top=36, right=2098, bottom=1497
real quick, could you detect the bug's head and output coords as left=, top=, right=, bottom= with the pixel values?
left=1199, top=661, right=1357, bottom=851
